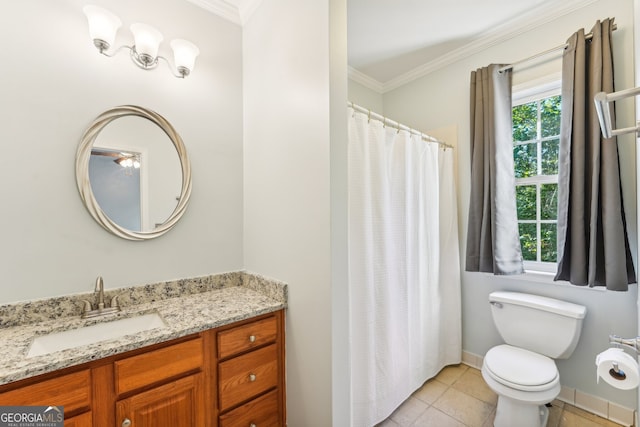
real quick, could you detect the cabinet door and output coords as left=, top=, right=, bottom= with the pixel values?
left=116, top=374, right=204, bottom=427
left=64, top=411, right=92, bottom=427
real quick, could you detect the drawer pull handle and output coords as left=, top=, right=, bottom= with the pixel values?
left=250, top=424, right=257, bottom=427
left=249, top=373, right=257, bottom=382
left=122, top=418, right=132, bottom=427
left=249, top=335, right=256, bottom=343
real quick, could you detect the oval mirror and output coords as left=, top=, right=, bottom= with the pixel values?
left=76, top=105, right=192, bottom=240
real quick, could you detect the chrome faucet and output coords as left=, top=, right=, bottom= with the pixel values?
left=81, top=276, right=121, bottom=318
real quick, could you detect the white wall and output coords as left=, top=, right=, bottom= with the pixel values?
left=378, top=0, right=638, bottom=408
left=243, top=0, right=347, bottom=425
left=0, top=0, right=244, bottom=302
left=348, top=78, right=384, bottom=112
left=330, top=1, right=351, bottom=426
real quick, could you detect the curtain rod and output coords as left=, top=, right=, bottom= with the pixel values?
left=348, top=102, right=453, bottom=149
left=498, top=23, right=617, bottom=73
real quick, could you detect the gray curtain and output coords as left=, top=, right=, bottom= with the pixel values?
left=555, top=18, right=636, bottom=290
left=466, top=64, right=524, bottom=275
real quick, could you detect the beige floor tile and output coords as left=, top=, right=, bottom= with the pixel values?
left=547, top=403, right=564, bottom=427
left=413, top=379, right=448, bottom=405
left=375, top=418, right=400, bottom=427
left=436, top=364, right=469, bottom=385
left=451, top=368, right=498, bottom=405
left=411, top=407, right=466, bottom=427
left=433, top=387, right=494, bottom=427
left=481, top=408, right=496, bottom=427
left=563, top=404, right=622, bottom=426
left=558, top=410, right=615, bottom=427
left=550, top=399, right=566, bottom=410
left=389, top=396, right=429, bottom=426
left=377, top=367, right=625, bottom=427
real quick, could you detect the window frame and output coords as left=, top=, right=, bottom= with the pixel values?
left=512, top=78, right=561, bottom=274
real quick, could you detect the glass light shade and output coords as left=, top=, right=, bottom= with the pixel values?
left=170, top=39, right=200, bottom=74
left=130, top=23, right=163, bottom=59
left=83, top=5, right=122, bottom=49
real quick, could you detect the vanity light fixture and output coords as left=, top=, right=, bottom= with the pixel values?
left=83, top=5, right=200, bottom=78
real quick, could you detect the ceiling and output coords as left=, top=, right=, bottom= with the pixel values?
left=347, top=0, right=599, bottom=92
left=190, top=0, right=598, bottom=92
left=349, top=0, right=555, bottom=83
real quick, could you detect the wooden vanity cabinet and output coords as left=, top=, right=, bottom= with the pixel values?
left=215, top=311, right=286, bottom=427
left=113, top=337, right=206, bottom=427
left=0, top=309, right=285, bottom=427
left=63, top=412, right=93, bottom=427
left=0, top=369, right=92, bottom=423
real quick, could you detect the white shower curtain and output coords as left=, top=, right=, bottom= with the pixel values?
left=348, top=108, right=461, bottom=426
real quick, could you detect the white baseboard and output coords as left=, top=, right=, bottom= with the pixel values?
left=462, top=350, right=484, bottom=369
left=462, top=350, right=636, bottom=427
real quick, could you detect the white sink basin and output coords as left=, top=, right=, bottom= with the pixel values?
left=27, top=312, right=166, bottom=358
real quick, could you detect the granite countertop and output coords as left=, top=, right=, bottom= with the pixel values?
left=0, top=272, right=287, bottom=386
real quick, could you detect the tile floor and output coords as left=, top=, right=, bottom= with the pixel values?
left=376, top=364, right=626, bottom=427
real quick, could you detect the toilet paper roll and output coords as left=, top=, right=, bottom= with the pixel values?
left=595, top=348, right=640, bottom=390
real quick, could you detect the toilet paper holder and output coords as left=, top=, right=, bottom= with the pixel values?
left=609, top=334, right=640, bottom=353
left=598, top=343, right=640, bottom=388
left=606, top=335, right=637, bottom=379
left=610, top=362, right=626, bottom=380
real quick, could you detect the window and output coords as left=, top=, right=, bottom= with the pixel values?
left=512, top=84, right=560, bottom=273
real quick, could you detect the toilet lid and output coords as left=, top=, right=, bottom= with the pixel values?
left=484, top=344, right=559, bottom=391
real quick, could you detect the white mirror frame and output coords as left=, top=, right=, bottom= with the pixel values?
left=76, top=105, right=192, bottom=241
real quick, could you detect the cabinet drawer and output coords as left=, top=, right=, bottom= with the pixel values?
left=219, top=389, right=279, bottom=427
left=0, top=369, right=91, bottom=414
left=114, top=337, right=203, bottom=396
left=218, top=344, right=278, bottom=411
left=218, top=316, right=277, bottom=359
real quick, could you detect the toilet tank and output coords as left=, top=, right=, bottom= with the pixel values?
left=489, top=291, right=587, bottom=359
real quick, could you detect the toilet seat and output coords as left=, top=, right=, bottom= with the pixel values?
left=484, top=344, right=559, bottom=392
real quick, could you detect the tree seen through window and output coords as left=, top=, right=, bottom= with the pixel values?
left=512, top=94, right=560, bottom=266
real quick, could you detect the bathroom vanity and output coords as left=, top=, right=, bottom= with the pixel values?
left=0, top=272, right=287, bottom=427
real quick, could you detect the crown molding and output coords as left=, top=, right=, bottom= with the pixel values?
left=348, top=66, right=384, bottom=93
left=352, top=0, right=599, bottom=94
left=238, top=0, right=263, bottom=25
left=186, top=0, right=263, bottom=25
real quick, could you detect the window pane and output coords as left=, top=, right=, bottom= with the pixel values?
left=516, top=185, right=536, bottom=220
left=541, top=95, right=561, bottom=137
left=541, top=183, right=557, bottom=220
left=541, top=223, right=557, bottom=262
left=513, top=143, right=537, bottom=178
left=512, top=90, right=560, bottom=269
left=512, top=102, right=537, bottom=141
left=519, top=223, right=537, bottom=261
left=541, top=138, right=559, bottom=175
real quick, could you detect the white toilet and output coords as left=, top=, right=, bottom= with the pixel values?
left=481, top=291, right=586, bottom=427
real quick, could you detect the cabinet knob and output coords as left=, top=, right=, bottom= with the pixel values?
left=249, top=373, right=257, bottom=382
left=122, top=419, right=132, bottom=427
left=250, top=424, right=257, bottom=427
left=249, top=335, right=256, bottom=343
